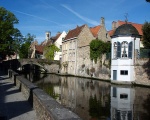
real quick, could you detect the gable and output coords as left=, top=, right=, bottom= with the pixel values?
left=64, top=25, right=86, bottom=40
left=90, top=25, right=101, bottom=37
left=78, top=25, right=95, bottom=47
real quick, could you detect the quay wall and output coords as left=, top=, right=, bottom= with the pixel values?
left=134, top=58, right=150, bottom=86
left=9, top=70, right=81, bottom=120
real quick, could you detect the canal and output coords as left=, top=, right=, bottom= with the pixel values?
left=25, top=72, right=150, bottom=120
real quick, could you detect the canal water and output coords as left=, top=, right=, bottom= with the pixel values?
left=26, top=73, right=150, bottom=120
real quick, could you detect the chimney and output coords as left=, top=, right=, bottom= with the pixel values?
left=112, top=21, right=117, bottom=30
left=100, top=17, right=105, bottom=26
left=45, top=31, right=51, bottom=40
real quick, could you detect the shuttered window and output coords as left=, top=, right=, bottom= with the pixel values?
left=128, top=42, right=132, bottom=58
left=117, top=42, right=121, bottom=58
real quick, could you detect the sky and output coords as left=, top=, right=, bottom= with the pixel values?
left=0, top=0, right=150, bottom=43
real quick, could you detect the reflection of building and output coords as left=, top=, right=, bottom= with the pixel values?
left=60, top=76, right=110, bottom=120
left=111, top=86, right=135, bottom=120
left=111, top=23, right=141, bottom=82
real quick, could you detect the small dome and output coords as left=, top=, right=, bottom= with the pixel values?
left=113, top=23, right=139, bottom=37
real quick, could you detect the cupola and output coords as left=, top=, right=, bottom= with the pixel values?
left=112, top=24, right=140, bottom=37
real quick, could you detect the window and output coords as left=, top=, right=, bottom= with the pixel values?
left=120, top=70, right=128, bottom=75
left=113, top=87, right=117, bottom=97
left=128, top=42, right=132, bottom=58
left=117, top=42, right=121, bottom=58
left=121, top=41, right=128, bottom=58
left=120, top=93, right=128, bottom=99
left=113, top=42, right=117, bottom=58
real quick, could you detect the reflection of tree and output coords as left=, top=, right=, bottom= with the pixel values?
left=89, top=95, right=110, bottom=119
left=142, top=94, right=150, bottom=120
left=37, top=83, right=59, bottom=99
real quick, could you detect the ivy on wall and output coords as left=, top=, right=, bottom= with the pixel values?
left=44, top=44, right=60, bottom=60
left=90, top=39, right=111, bottom=63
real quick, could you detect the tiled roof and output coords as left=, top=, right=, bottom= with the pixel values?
left=90, top=25, right=101, bottom=37
left=51, top=32, right=61, bottom=42
left=64, top=25, right=86, bottom=40
left=118, top=21, right=143, bottom=35
left=108, top=29, right=115, bottom=37
left=34, top=32, right=62, bottom=54
left=108, top=20, right=143, bottom=37
left=35, top=45, right=44, bottom=54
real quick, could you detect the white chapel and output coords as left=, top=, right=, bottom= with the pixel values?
left=111, top=23, right=141, bottom=82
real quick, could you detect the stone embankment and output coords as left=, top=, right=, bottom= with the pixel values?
left=9, top=70, right=81, bottom=120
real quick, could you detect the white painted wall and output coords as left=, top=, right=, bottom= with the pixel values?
left=111, top=36, right=140, bottom=81
left=111, top=87, right=135, bottom=120
left=54, top=31, right=67, bottom=60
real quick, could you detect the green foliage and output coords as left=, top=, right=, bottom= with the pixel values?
left=44, top=44, right=60, bottom=60
left=37, top=83, right=59, bottom=100
left=146, top=0, right=150, bottom=2
left=142, top=21, right=150, bottom=49
left=0, top=7, right=23, bottom=59
left=90, top=39, right=111, bottom=63
left=19, top=33, right=35, bottom=58
left=89, top=95, right=110, bottom=119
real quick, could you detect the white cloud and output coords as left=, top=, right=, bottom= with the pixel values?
left=13, top=10, right=60, bottom=25
left=61, top=4, right=99, bottom=26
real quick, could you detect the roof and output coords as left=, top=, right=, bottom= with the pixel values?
left=108, top=29, right=115, bottom=37
left=113, top=24, right=139, bottom=36
left=117, top=20, right=143, bottom=35
left=90, top=25, right=101, bottom=37
left=51, top=32, right=61, bottom=42
left=108, top=20, right=143, bottom=37
left=64, top=25, right=86, bottom=40
left=35, top=45, right=44, bottom=54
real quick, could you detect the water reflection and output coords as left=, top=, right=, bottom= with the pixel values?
left=35, top=75, right=110, bottom=120
left=111, top=86, right=134, bottom=120
left=31, top=74, right=150, bottom=120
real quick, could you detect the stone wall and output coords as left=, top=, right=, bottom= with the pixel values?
left=43, top=64, right=60, bottom=73
left=134, top=58, right=150, bottom=86
left=9, top=70, right=81, bottom=120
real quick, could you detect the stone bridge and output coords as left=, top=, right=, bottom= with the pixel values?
left=1, top=59, right=60, bottom=73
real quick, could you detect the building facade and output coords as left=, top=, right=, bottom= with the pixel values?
left=61, top=24, right=95, bottom=75
left=111, top=23, right=141, bottom=82
left=61, top=17, right=111, bottom=78
left=29, top=31, right=66, bottom=60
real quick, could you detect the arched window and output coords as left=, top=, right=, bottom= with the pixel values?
left=121, top=41, right=128, bottom=58
left=113, top=42, right=117, bottom=58
left=128, top=42, right=132, bottom=58
left=117, top=42, right=121, bottom=58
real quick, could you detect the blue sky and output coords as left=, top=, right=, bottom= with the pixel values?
left=0, top=0, right=150, bottom=43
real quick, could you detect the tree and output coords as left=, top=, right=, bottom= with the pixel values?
left=146, top=0, right=150, bottom=2
left=44, top=44, right=60, bottom=60
left=0, top=7, right=23, bottom=59
left=142, top=21, right=150, bottom=48
left=19, top=33, right=35, bottom=58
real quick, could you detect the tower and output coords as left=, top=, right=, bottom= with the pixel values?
left=45, top=31, right=51, bottom=41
